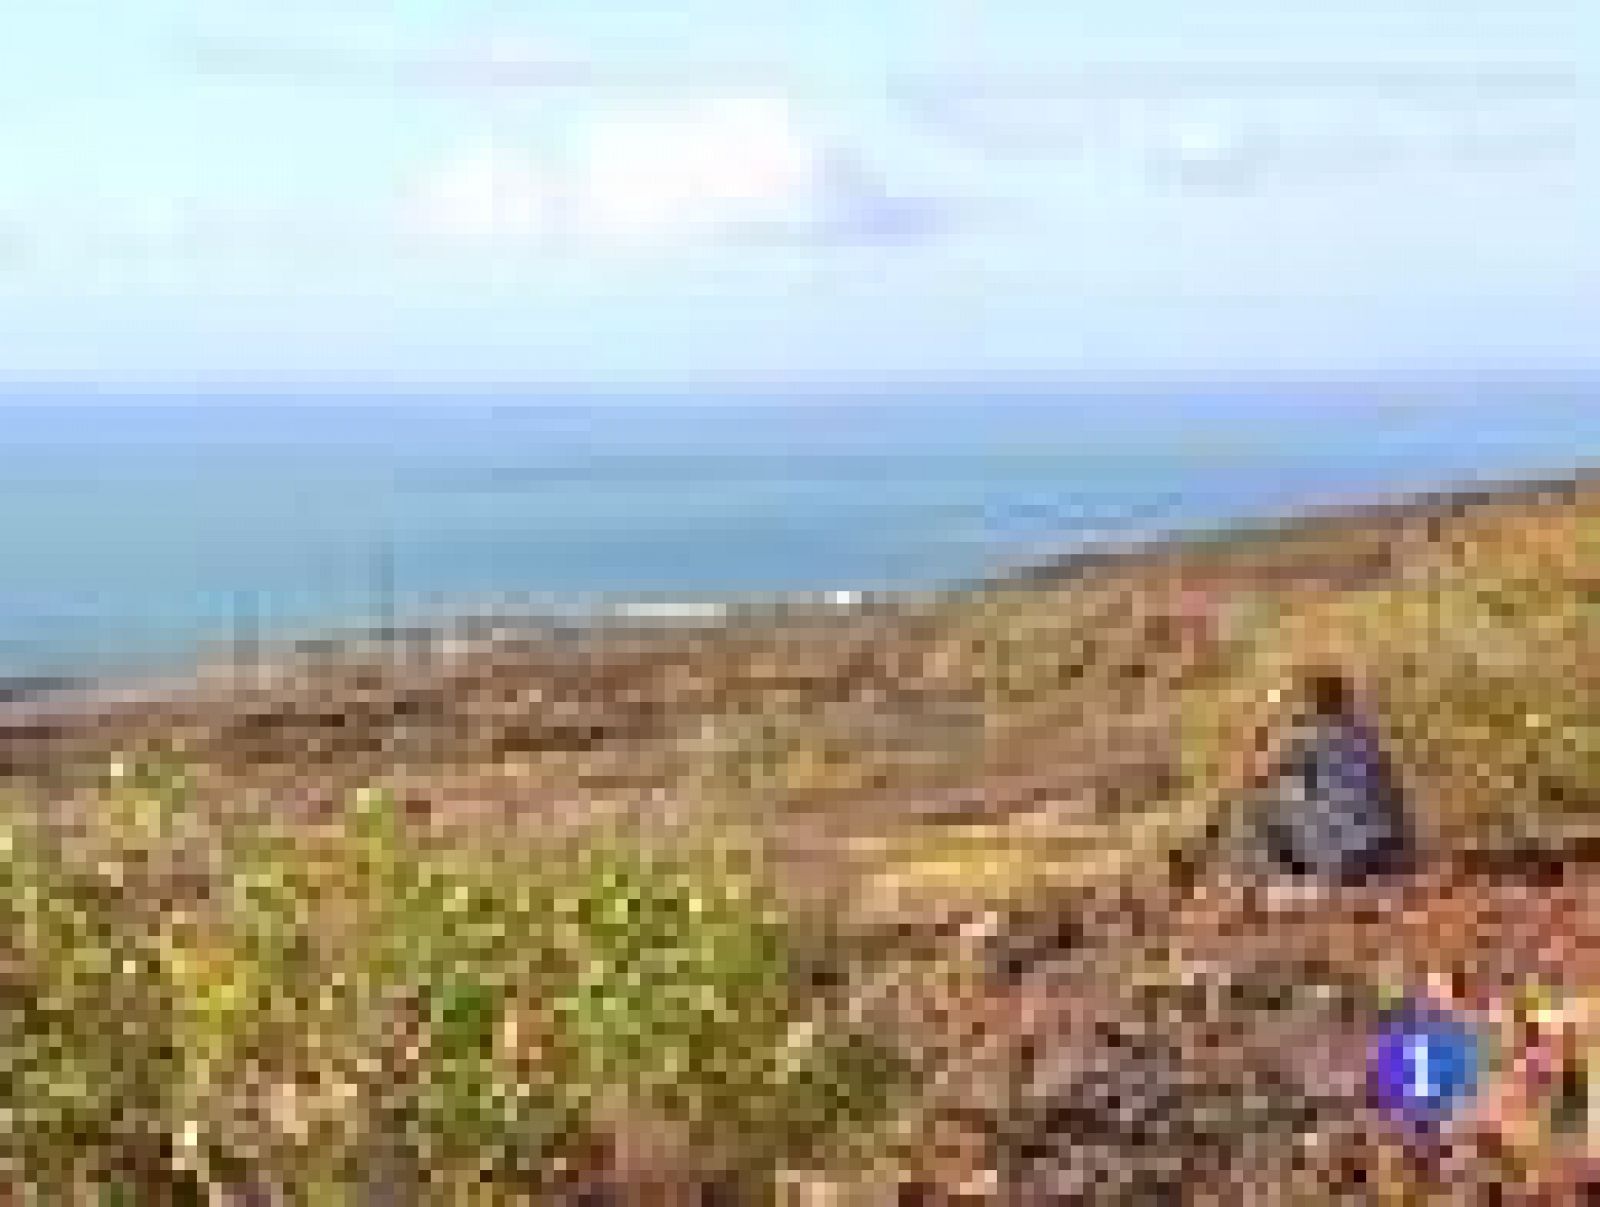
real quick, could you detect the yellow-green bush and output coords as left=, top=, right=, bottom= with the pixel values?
left=1174, top=544, right=1596, bottom=858
left=0, top=768, right=908, bottom=1199
left=0, top=809, right=181, bottom=1195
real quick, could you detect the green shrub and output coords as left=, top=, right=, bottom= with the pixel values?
left=0, top=803, right=182, bottom=1195
left=0, top=779, right=908, bottom=1197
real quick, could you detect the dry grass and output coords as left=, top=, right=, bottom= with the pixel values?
left=853, top=474, right=1598, bottom=913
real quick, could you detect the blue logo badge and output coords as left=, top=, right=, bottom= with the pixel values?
left=1370, top=1006, right=1483, bottom=1125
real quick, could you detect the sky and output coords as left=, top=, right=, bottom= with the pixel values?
left=0, top=0, right=1590, bottom=388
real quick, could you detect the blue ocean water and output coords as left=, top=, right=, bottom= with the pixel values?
left=0, top=381, right=1595, bottom=681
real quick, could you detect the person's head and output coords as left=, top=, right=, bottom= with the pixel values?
left=1301, top=665, right=1355, bottom=720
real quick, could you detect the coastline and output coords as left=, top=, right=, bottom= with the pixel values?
left=2, top=465, right=1593, bottom=776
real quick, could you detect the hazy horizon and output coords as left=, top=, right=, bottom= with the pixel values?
left=1, top=368, right=1596, bottom=399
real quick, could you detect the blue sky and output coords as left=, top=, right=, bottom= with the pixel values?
left=0, top=0, right=1588, bottom=387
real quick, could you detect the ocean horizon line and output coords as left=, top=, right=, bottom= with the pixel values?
left=1, top=368, right=1596, bottom=403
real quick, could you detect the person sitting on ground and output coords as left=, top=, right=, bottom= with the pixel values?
left=1231, top=664, right=1417, bottom=885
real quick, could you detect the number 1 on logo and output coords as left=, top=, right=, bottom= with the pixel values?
left=1407, top=1035, right=1435, bottom=1102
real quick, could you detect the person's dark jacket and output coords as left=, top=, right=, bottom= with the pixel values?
left=1256, top=710, right=1415, bottom=882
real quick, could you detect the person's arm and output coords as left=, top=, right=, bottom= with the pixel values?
left=1225, top=690, right=1291, bottom=794
left=1169, top=687, right=1293, bottom=890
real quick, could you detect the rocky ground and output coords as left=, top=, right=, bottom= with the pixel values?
left=877, top=857, right=1599, bottom=1203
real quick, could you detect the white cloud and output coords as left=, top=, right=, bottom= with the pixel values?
left=578, top=98, right=823, bottom=242
left=408, top=97, right=905, bottom=252
left=413, top=141, right=550, bottom=243
left=184, top=29, right=785, bottom=93
left=1149, top=112, right=1277, bottom=192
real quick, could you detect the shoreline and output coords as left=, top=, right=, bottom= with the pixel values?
left=2, top=465, right=1593, bottom=756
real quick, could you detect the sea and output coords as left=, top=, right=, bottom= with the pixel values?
left=1, top=379, right=1596, bottom=683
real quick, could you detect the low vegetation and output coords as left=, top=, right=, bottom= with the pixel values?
left=0, top=472, right=1595, bottom=1198
left=0, top=764, right=905, bottom=1200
